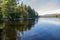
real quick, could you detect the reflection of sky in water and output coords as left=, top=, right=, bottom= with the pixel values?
left=18, top=18, right=60, bottom=40
left=39, top=18, right=60, bottom=25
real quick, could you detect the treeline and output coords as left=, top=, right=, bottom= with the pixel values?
left=55, top=14, right=60, bottom=17
left=0, top=0, right=38, bottom=21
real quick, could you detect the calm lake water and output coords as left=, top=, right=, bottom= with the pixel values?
left=1, top=18, right=60, bottom=40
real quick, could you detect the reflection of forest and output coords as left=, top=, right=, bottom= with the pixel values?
left=1, top=19, right=37, bottom=40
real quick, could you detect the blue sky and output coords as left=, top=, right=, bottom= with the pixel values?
left=20, top=0, right=60, bottom=15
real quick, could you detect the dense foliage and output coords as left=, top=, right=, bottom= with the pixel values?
left=0, top=0, right=38, bottom=21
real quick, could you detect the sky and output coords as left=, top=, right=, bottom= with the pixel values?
left=20, top=0, right=60, bottom=15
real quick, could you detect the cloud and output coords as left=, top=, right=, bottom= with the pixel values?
left=38, top=9, right=60, bottom=15
left=21, top=0, right=60, bottom=15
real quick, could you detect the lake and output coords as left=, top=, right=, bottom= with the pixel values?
left=0, top=18, right=60, bottom=40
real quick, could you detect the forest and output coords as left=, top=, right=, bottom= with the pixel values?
left=0, top=0, right=38, bottom=22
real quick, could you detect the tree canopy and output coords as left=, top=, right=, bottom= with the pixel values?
left=0, top=0, right=38, bottom=22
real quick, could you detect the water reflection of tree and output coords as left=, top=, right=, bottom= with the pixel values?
left=1, top=19, right=37, bottom=40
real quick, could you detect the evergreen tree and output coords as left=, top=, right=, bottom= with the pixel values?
left=0, top=0, right=38, bottom=21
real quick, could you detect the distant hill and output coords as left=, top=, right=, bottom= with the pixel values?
left=40, top=13, right=60, bottom=17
